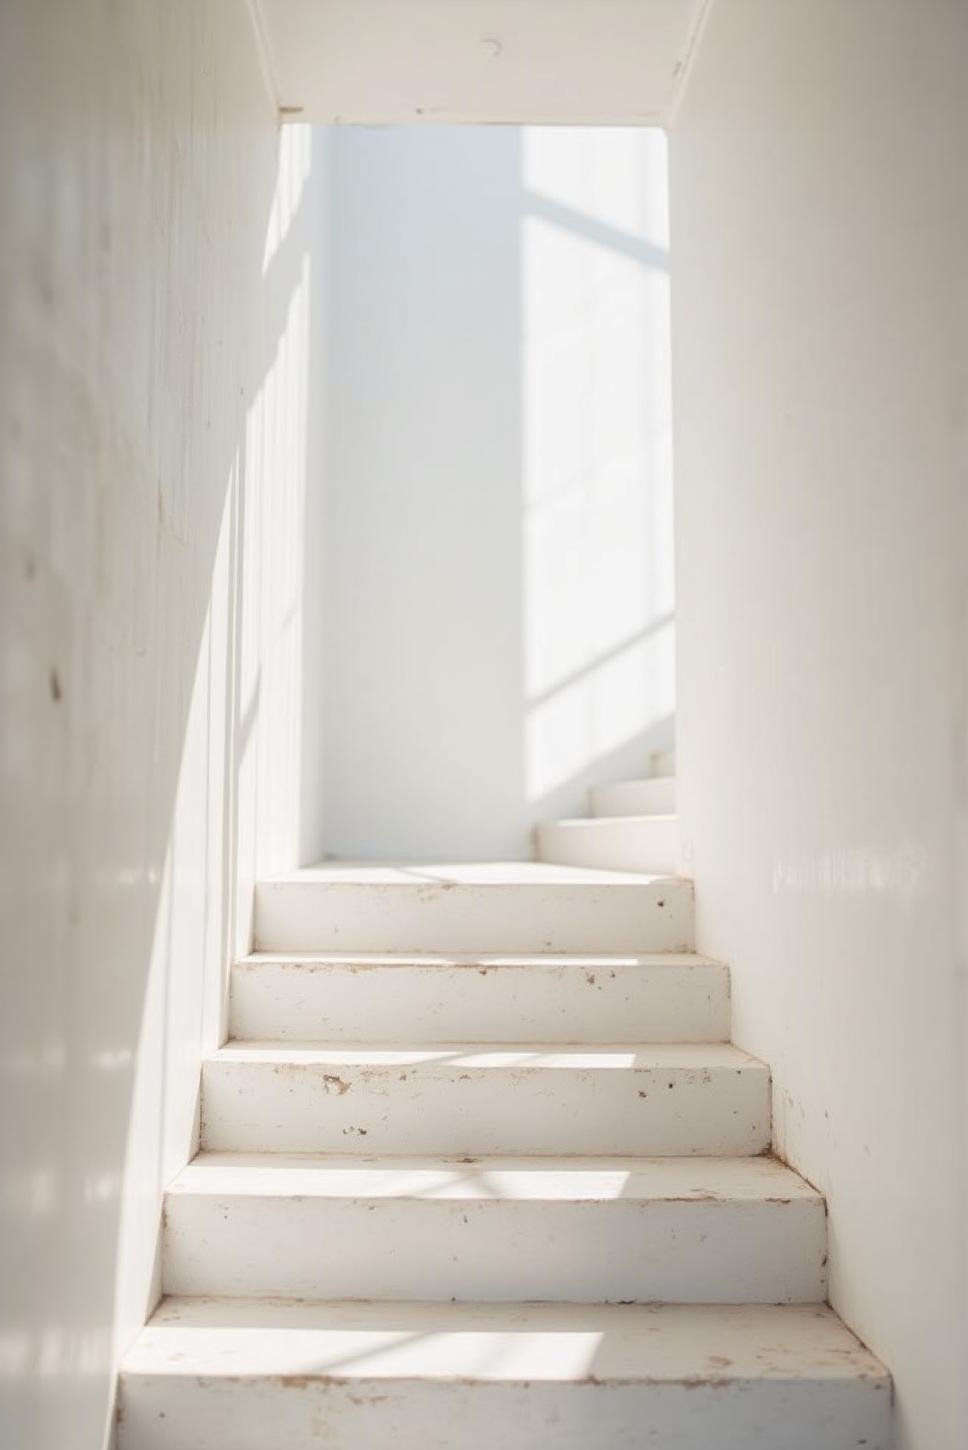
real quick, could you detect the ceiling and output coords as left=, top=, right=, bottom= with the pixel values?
left=249, top=0, right=712, bottom=126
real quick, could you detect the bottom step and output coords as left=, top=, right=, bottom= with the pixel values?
left=120, top=1298, right=891, bottom=1450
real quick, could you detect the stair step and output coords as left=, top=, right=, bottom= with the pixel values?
left=119, top=1298, right=891, bottom=1450
left=537, top=815, right=678, bottom=874
left=230, top=952, right=729, bottom=1044
left=164, top=1153, right=826, bottom=1304
left=254, top=861, right=693, bottom=954
left=591, top=775, right=675, bottom=817
left=201, top=1042, right=770, bottom=1156
left=651, top=748, right=676, bottom=777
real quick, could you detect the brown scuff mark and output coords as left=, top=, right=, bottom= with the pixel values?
left=322, top=1074, right=351, bottom=1095
left=585, top=972, right=597, bottom=987
left=281, top=1374, right=311, bottom=1389
left=49, top=667, right=62, bottom=702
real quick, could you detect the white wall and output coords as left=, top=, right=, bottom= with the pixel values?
left=324, top=125, right=673, bottom=861
left=671, top=4, right=968, bottom=1447
left=0, top=5, right=327, bottom=1446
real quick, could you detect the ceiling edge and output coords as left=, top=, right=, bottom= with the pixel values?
left=244, top=0, right=284, bottom=121
left=664, top=0, right=717, bottom=129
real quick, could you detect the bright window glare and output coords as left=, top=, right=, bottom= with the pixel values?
left=523, top=127, right=669, bottom=246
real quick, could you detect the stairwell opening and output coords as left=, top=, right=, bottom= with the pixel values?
left=316, top=121, right=675, bottom=863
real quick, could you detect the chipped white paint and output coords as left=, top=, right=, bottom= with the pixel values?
left=122, top=851, right=890, bottom=1444
left=230, top=951, right=730, bottom=1044
left=119, top=1299, right=891, bottom=1450
left=200, top=1042, right=770, bottom=1156
left=537, top=814, right=679, bottom=874
left=254, top=862, right=694, bottom=953
left=164, top=1152, right=826, bottom=1303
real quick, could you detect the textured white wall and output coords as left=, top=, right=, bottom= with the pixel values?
left=671, top=3, right=968, bottom=1447
left=0, top=6, right=327, bottom=1447
left=323, top=125, right=673, bottom=861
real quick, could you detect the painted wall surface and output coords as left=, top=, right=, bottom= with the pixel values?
left=324, top=125, right=673, bottom=860
left=0, top=6, right=326, bottom=1446
left=671, top=4, right=968, bottom=1447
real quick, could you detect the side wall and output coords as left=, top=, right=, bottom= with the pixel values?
left=671, top=3, right=968, bottom=1447
left=323, top=125, right=673, bottom=860
left=0, top=6, right=326, bottom=1447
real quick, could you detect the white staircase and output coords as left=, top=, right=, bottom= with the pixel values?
left=538, top=750, right=680, bottom=874
left=118, top=859, right=891, bottom=1449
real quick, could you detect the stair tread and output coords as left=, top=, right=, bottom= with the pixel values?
left=123, top=1298, right=886, bottom=1386
left=212, top=1041, right=764, bottom=1070
left=542, top=814, right=677, bottom=828
left=599, top=776, right=675, bottom=791
left=170, top=1152, right=817, bottom=1202
left=265, top=860, right=682, bottom=886
left=237, top=950, right=718, bottom=968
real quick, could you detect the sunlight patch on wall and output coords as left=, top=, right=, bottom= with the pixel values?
left=521, top=128, right=673, bottom=803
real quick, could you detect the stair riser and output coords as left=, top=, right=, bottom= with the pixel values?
left=230, top=960, right=729, bottom=1044
left=254, top=879, right=694, bottom=953
left=119, top=1376, right=891, bottom=1450
left=537, top=817, right=678, bottom=874
left=591, top=777, right=676, bottom=816
left=200, top=1061, right=770, bottom=1156
left=164, top=1195, right=826, bottom=1303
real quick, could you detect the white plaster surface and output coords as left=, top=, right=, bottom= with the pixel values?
left=671, top=3, right=968, bottom=1447
left=0, top=8, right=327, bottom=1447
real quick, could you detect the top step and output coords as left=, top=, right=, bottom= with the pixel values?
left=254, top=862, right=693, bottom=954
